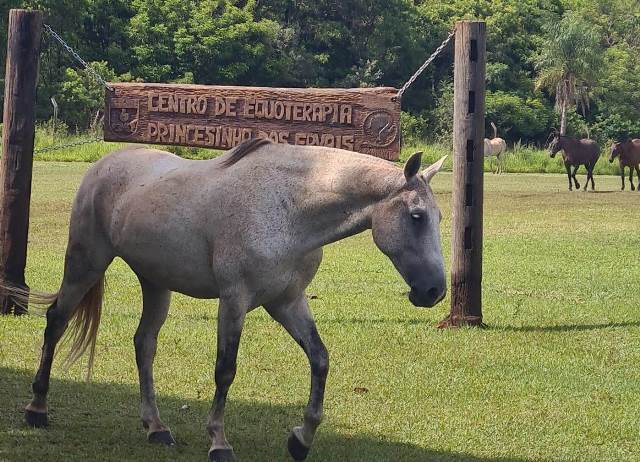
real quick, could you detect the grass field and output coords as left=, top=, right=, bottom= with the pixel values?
left=31, top=126, right=624, bottom=176
left=1, top=162, right=639, bottom=462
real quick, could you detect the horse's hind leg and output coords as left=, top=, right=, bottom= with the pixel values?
left=25, top=243, right=111, bottom=427
left=589, top=163, right=596, bottom=190
left=629, top=166, right=635, bottom=191
left=583, top=164, right=591, bottom=191
left=134, top=277, right=174, bottom=445
left=635, top=166, right=640, bottom=191
left=264, top=294, right=329, bottom=462
left=207, top=297, right=247, bottom=462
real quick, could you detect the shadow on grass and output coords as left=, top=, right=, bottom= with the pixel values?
left=0, top=366, right=538, bottom=462
left=318, top=318, right=640, bottom=334
left=493, top=321, right=640, bottom=333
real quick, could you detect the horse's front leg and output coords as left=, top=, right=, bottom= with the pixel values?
left=207, top=298, right=247, bottom=462
left=635, top=166, right=640, bottom=191
left=572, top=165, right=581, bottom=190
left=629, top=166, right=635, bottom=191
left=135, top=278, right=174, bottom=445
left=565, top=162, right=573, bottom=191
left=265, top=294, right=329, bottom=462
left=621, top=166, right=626, bottom=190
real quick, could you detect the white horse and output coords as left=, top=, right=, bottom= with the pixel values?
left=3, top=139, right=447, bottom=461
left=484, top=122, right=507, bottom=174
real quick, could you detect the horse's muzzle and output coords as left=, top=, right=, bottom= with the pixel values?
left=409, top=286, right=446, bottom=308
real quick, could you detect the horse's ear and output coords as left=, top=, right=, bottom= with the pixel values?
left=404, top=151, right=422, bottom=181
left=423, top=156, right=448, bottom=183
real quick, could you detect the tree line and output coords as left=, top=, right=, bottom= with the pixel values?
left=1, top=0, right=638, bottom=145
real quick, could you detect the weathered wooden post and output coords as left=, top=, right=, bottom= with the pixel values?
left=0, top=9, right=43, bottom=315
left=439, top=21, right=486, bottom=328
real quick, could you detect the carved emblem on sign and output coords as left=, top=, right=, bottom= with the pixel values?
left=105, top=84, right=401, bottom=160
left=108, top=98, right=139, bottom=135
left=362, top=110, right=399, bottom=148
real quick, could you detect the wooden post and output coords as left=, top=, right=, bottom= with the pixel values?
left=0, top=9, right=43, bottom=315
left=439, top=21, right=486, bottom=328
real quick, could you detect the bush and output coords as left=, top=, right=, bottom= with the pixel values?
left=400, top=112, right=429, bottom=146
left=591, top=113, right=640, bottom=144
left=485, top=91, right=554, bottom=143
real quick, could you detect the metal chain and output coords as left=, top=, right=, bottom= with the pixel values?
left=34, top=136, right=103, bottom=154
left=395, top=30, right=455, bottom=102
left=43, top=24, right=114, bottom=91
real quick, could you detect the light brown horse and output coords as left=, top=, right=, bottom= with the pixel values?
left=549, top=133, right=600, bottom=191
left=2, top=139, right=447, bottom=462
left=609, top=139, right=640, bottom=191
left=483, top=122, right=507, bottom=174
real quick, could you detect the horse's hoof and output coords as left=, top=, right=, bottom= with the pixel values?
left=288, top=431, right=311, bottom=461
left=25, top=409, right=48, bottom=428
left=208, top=448, right=236, bottom=462
left=148, top=430, right=176, bottom=447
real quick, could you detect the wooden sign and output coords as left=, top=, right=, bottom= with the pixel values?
left=104, top=83, right=401, bottom=160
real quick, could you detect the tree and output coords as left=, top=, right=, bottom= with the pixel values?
left=534, top=11, right=603, bottom=135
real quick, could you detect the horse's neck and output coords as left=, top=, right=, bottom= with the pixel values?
left=290, top=154, right=402, bottom=250
left=560, top=138, right=576, bottom=158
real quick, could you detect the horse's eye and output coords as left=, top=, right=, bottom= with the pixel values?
left=410, top=213, right=423, bottom=220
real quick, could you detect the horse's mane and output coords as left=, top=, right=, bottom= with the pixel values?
left=220, top=138, right=272, bottom=168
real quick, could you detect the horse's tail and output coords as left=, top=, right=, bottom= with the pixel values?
left=491, top=122, right=498, bottom=139
left=0, top=275, right=105, bottom=380
left=0, top=280, right=57, bottom=314
left=63, top=275, right=105, bottom=380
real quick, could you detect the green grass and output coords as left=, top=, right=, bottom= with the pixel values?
left=401, top=142, right=621, bottom=176
left=31, top=127, right=624, bottom=176
left=1, top=164, right=640, bottom=462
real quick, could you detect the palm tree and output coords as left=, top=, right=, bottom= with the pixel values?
left=535, top=12, right=603, bottom=135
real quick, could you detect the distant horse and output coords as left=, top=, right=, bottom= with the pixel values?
left=1, top=139, right=447, bottom=462
left=609, top=139, right=640, bottom=191
left=484, top=122, right=507, bottom=174
left=548, top=133, right=600, bottom=191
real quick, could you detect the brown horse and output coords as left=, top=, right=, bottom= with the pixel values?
left=549, top=133, right=600, bottom=191
left=609, top=139, right=640, bottom=191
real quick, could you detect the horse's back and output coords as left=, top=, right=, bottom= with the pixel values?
left=88, top=146, right=187, bottom=187
left=627, top=139, right=640, bottom=163
left=574, top=138, right=600, bottom=164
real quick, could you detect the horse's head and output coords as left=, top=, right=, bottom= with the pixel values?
left=548, top=132, right=562, bottom=158
left=609, top=142, right=623, bottom=162
left=371, top=152, right=447, bottom=308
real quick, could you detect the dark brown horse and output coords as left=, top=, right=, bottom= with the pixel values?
left=609, top=139, right=640, bottom=191
left=549, top=133, right=600, bottom=191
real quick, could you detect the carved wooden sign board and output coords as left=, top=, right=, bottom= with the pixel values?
left=104, top=83, right=401, bottom=160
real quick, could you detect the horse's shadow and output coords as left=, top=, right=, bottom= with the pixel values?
left=0, top=366, right=536, bottom=462
left=493, top=321, right=640, bottom=333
